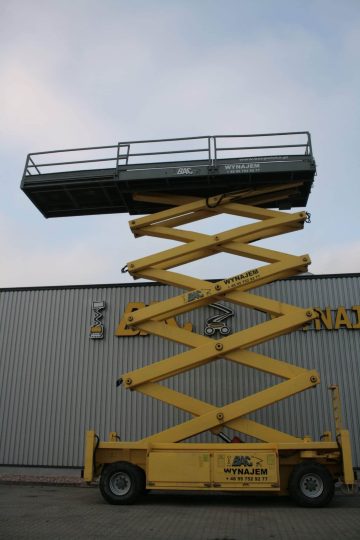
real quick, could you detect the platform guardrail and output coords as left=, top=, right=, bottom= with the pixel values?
left=23, top=132, right=313, bottom=178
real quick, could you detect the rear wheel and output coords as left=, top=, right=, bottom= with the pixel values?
left=100, top=461, right=146, bottom=505
left=289, top=462, right=335, bottom=507
left=204, top=326, right=215, bottom=336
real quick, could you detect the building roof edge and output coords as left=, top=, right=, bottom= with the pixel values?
left=1, top=273, right=360, bottom=293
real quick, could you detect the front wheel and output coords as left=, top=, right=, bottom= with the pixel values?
left=288, top=462, right=335, bottom=507
left=220, top=326, right=231, bottom=335
left=100, top=461, right=146, bottom=505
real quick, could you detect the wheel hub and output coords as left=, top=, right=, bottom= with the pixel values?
left=109, top=472, right=131, bottom=496
left=300, top=473, right=324, bottom=498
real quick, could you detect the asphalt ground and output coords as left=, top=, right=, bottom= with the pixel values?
left=0, top=485, right=359, bottom=540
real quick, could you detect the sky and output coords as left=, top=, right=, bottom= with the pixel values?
left=0, top=0, right=359, bottom=288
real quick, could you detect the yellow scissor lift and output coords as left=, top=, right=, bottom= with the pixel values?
left=21, top=133, right=355, bottom=507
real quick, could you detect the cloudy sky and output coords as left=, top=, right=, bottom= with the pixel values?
left=0, top=0, right=359, bottom=288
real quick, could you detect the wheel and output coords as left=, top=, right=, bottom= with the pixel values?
left=288, top=462, right=335, bottom=507
left=204, top=326, right=215, bottom=336
left=220, top=326, right=231, bottom=335
left=99, top=461, right=146, bottom=505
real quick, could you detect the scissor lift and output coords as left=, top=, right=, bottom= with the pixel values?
left=22, top=133, right=355, bottom=507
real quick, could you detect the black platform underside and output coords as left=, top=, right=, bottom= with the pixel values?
left=21, top=156, right=316, bottom=217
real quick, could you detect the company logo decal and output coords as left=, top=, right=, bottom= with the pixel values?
left=204, top=303, right=234, bottom=336
left=90, top=301, right=105, bottom=339
left=177, top=167, right=193, bottom=175
left=223, top=455, right=268, bottom=477
left=185, top=290, right=206, bottom=303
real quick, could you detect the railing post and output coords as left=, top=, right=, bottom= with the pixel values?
left=116, top=143, right=121, bottom=175
left=207, top=136, right=211, bottom=167
left=24, top=154, right=31, bottom=176
left=116, top=143, right=131, bottom=174
left=306, top=132, right=313, bottom=156
left=213, top=136, right=217, bottom=167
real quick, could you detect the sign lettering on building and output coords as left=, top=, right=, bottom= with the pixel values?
left=115, top=302, right=360, bottom=337
left=115, top=302, right=192, bottom=336
left=305, top=306, right=360, bottom=331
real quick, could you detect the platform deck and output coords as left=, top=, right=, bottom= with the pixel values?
left=21, top=134, right=316, bottom=216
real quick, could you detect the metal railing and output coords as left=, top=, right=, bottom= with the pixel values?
left=23, top=132, right=312, bottom=178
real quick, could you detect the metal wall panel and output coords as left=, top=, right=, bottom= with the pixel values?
left=0, top=275, right=359, bottom=468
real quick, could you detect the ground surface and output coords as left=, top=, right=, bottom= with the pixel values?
left=0, top=485, right=359, bottom=540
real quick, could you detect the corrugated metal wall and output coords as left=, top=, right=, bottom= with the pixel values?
left=0, top=275, right=359, bottom=467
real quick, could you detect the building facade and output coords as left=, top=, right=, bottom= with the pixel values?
left=0, top=274, right=359, bottom=469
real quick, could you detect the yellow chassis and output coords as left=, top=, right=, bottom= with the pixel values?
left=84, top=188, right=355, bottom=497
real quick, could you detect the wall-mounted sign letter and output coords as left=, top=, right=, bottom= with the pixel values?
left=90, top=301, right=105, bottom=339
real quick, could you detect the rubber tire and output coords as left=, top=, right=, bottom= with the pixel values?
left=288, top=462, right=335, bottom=507
left=99, top=461, right=146, bottom=505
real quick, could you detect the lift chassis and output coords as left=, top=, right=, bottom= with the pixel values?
left=83, top=189, right=355, bottom=507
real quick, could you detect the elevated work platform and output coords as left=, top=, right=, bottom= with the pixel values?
left=21, top=133, right=316, bottom=217
left=21, top=131, right=355, bottom=504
